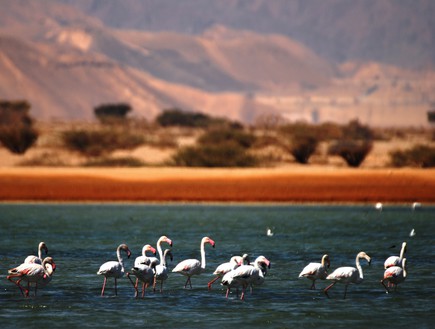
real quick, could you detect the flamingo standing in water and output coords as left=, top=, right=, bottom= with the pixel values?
left=384, top=242, right=407, bottom=269
left=172, top=236, right=215, bottom=288
left=299, top=254, right=330, bottom=289
left=324, top=251, right=371, bottom=299
left=381, top=258, right=407, bottom=293
left=153, top=249, right=173, bottom=292
left=24, top=241, right=48, bottom=264
left=97, top=244, right=131, bottom=297
left=207, top=255, right=245, bottom=290
left=221, top=255, right=270, bottom=300
left=7, top=256, right=57, bottom=297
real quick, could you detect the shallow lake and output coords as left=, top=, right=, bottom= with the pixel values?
left=0, top=203, right=434, bottom=328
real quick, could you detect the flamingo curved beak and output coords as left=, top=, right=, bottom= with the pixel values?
left=127, top=250, right=132, bottom=259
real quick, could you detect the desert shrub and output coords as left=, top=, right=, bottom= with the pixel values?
left=84, top=156, right=145, bottom=167
left=62, top=127, right=144, bottom=156
left=173, top=142, right=257, bottom=167
left=172, top=127, right=257, bottom=167
left=0, top=100, right=38, bottom=154
left=94, top=103, right=131, bottom=124
left=389, top=144, right=435, bottom=168
left=279, top=123, right=320, bottom=164
left=156, top=108, right=241, bottom=128
left=328, top=140, right=373, bottom=167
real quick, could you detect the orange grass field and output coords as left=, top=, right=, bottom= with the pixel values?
left=0, top=167, right=434, bottom=203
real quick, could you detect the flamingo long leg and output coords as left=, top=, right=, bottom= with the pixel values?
left=114, top=278, right=118, bottom=296
left=381, top=279, right=390, bottom=293
left=323, top=281, right=336, bottom=298
left=101, top=277, right=107, bottom=296
left=207, top=276, right=220, bottom=290
left=343, top=285, right=348, bottom=299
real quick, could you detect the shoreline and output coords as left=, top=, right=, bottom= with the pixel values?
left=1, top=167, right=434, bottom=203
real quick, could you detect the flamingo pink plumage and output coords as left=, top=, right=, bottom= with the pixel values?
left=299, top=254, right=330, bottom=289
left=207, top=254, right=247, bottom=290
left=97, top=243, right=131, bottom=297
left=381, top=258, right=407, bottom=293
left=384, top=242, right=407, bottom=269
left=172, top=236, right=215, bottom=288
left=324, top=251, right=371, bottom=299
left=7, top=256, right=56, bottom=297
left=221, top=255, right=270, bottom=300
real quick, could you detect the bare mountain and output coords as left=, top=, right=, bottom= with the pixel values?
left=0, top=0, right=434, bottom=126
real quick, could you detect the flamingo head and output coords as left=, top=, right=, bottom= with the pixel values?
left=323, top=254, right=331, bottom=269
left=242, top=253, right=250, bottom=265
left=161, top=236, right=173, bottom=247
left=43, top=257, right=56, bottom=271
left=256, top=256, right=271, bottom=269
left=143, top=244, right=157, bottom=256
left=165, top=249, right=173, bottom=262
left=40, top=242, right=48, bottom=255
left=120, top=244, right=132, bottom=258
left=203, top=237, right=215, bottom=248
left=358, top=251, right=371, bottom=265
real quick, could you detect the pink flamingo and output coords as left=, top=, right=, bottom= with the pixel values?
left=172, top=236, right=215, bottom=288
left=324, top=251, right=371, bottom=299
left=384, top=242, right=407, bottom=269
left=381, top=258, right=407, bottom=293
left=7, top=256, right=56, bottom=297
left=128, top=261, right=156, bottom=298
left=221, top=255, right=270, bottom=300
left=97, top=244, right=131, bottom=297
left=299, top=254, right=330, bottom=289
left=24, top=241, right=48, bottom=264
left=207, top=254, right=248, bottom=290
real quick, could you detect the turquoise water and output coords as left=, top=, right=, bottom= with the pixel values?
left=0, top=203, right=434, bottom=328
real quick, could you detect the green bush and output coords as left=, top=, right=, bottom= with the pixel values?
left=62, top=127, right=144, bottom=156
left=328, top=140, right=373, bottom=167
left=0, top=100, right=38, bottom=154
left=389, top=144, right=435, bottom=168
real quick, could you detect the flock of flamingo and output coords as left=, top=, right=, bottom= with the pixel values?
left=6, top=237, right=408, bottom=300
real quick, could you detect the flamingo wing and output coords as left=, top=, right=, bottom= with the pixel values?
left=384, top=256, right=400, bottom=269
left=172, top=259, right=200, bottom=275
left=97, top=261, right=123, bottom=277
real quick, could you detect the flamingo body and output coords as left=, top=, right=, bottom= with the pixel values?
left=97, top=243, right=131, bottom=296
left=384, top=242, right=407, bottom=269
left=24, top=242, right=48, bottom=265
left=299, top=254, right=330, bottom=289
left=172, top=236, right=215, bottom=288
left=324, top=251, right=371, bottom=299
left=381, top=258, right=407, bottom=293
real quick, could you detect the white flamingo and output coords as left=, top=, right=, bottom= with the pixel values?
left=128, top=261, right=156, bottom=298
left=381, top=258, right=407, bottom=293
left=97, top=243, right=131, bottom=297
left=384, top=242, right=407, bottom=269
left=172, top=236, right=215, bottom=288
left=324, top=251, right=371, bottom=299
left=153, top=249, right=173, bottom=292
left=221, top=255, right=270, bottom=300
left=207, top=255, right=245, bottom=290
left=145, top=236, right=173, bottom=267
left=24, top=241, right=48, bottom=264
left=299, top=254, right=330, bottom=289
left=7, top=256, right=56, bottom=297
left=134, top=244, right=157, bottom=267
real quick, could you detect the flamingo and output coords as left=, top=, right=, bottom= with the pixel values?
left=24, top=241, right=48, bottom=264
left=134, top=244, right=157, bottom=267
left=153, top=249, right=173, bottom=292
left=207, top=255, right=244, bottom=290
left=299, top=254, right=330, bottom=289
left=221, top=255, right=270, bottom=300
left=128, top=261, right=156, bottom=298
left=384, top=242, right=407, bottom=269
left=97, top=243, right=131, bottom=297
left=7, top=256, right=56, bottom=297
left=381, top=258, right=407, bottom=293
left=323, top=251, right=371, bottom=299
left=145, top=236, right=173, bottom=267
left=172, top=236, right=215, bottom=288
